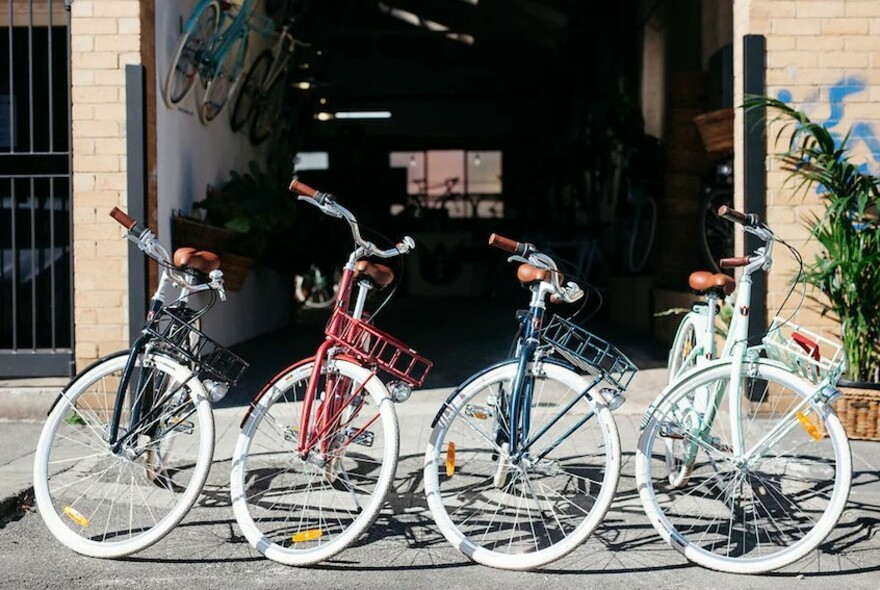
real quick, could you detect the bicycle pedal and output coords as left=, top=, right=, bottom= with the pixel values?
left=659, top=421, right=686, bottom=440
left=465, top=404, right=492, bottom=420
left=341, top=427, right=374, bottom=447
left=167, top=417, right=194, bottom=435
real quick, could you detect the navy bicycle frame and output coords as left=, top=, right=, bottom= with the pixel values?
left=504, top=305, right=604, bottom=462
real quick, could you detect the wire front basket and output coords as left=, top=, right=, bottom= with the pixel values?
left=326, top=310, right=433, bottom=388
left=540, top=315, right=638, bottom=391
left=762, top=316, right=846, bottom=385
left=145, top=307, right=249, bottom=386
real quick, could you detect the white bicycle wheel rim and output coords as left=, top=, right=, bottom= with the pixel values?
left=667, top=312, right=701, bottom=380
left=200, top=30, right=247, bottom=124
left=636, top=361, right=852, bottom=574
left=163, top=1, right=219, bottom=107
left=424, top=361, right=621, bottom=570
left=33, top=354, right=214, bottom=558
left=231, top=359, right=399, bottom=566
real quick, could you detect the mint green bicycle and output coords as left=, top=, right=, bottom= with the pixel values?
left=164, top=0, right=270, bottom=124
left=637, top=206, right=851, bottom=574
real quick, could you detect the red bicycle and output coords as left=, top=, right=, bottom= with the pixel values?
left=230, top=178, right=431, bottom=565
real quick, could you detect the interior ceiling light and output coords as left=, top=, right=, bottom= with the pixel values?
left=334, top=111, right=392, bottom=119
left=377, top=2, right=475, bottom=45
left=314, top=112, right=335, bottom=121
left=295, top=81, right=312, bottom=90
left=473, top=152, right=481, bottom=166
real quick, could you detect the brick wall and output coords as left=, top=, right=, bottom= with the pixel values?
left=70, top=1, right=141, bottom=369
left=734, top=0, right=880, bottom=342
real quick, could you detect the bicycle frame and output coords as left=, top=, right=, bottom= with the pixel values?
left=287, top=185, right=421, bottom=460
left=259, top=24, right=302, bottom=92
left=105, top=233, right=225, bottom=453
left=656, top=221, right=843, bottom=463
left=189, top=0, right=255, bottom=78
left=295, top=261, right=379, bottom=457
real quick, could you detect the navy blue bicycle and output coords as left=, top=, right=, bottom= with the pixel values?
left=423, top=234, right=637, bottom=569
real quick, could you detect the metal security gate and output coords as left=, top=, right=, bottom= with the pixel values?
left=0, top=0, right=73, bottom=377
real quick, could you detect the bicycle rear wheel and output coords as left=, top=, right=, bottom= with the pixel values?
left=164, top=1, right=219, bottom=107
left=250, top=72, right=287, bottom=145
left=231, top=358, right=399, bottom=565
left=424, top=361, right=621, bottom=570
left=637, top=362, right=851, bottom=573
left=33, top=352, right=214, bottom=558
left=230, top=49, right=272, bottom=132
left=200, top=30, right=247, bottom=124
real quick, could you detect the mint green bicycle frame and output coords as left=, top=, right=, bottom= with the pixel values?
left=645, top=221, right=843, bottom=465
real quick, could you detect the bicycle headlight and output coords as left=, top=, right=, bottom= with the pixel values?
left=388, top=381, right=412, bottom=403
left=204, top=379, right=229, bottom=403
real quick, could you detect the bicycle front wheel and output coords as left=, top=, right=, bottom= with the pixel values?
left=636, top=362, right=851, bottom=573
left=200, top=30, right=248, bottom=124
left=164, top=1, right=219, bottom=107
left=424, top=360, right=621, bottom=570
left=231, top=358, right=399, bottom=565
left=33, top=352, right=214, bottom=558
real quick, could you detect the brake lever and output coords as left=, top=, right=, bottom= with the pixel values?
left=396, top=236, right=415, bottom=254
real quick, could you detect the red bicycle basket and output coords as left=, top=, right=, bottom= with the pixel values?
left=326, top=310, right=432, bottom=388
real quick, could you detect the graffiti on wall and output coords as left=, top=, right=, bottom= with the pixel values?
left=777, top=77, right=880, bottom=178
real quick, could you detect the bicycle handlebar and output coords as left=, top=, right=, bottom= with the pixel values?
left=720, top=256, right=751, bottom=268
left=490, top=234, right=583, bottom=304
left=109, top=208, right=227, bottom=298
left=718, top=205, right=760, bottom=228
left=289, top=177, right=320, bottom=199
left=488, top=233, right=531, bottom=256
left=290, top=177, right=415, bottom=259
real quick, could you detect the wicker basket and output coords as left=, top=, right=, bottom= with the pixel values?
left=693, top=108, right=734, bottom=157
left=834, top=383, right=880, bottom=441
left=172, top=215, right=236, bottom=253
left=220, top=252, right=254, bottom=292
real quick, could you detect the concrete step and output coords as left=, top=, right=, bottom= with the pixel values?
left=0, top=378, right=67, bottom=420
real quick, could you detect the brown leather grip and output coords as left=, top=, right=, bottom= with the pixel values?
left=489, top=233, right=519, bottom=253
left=289, top=178, right=318, bottom=198
left=717, top=205, right=761, bottom=227
left=720, top=256, right=750, bottom=268
left=109, top=207, right=137, bottom=230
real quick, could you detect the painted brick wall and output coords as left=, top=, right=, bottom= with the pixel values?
left=734, top=0, right=880, bottom=342
left=70, top=1, right=141, bottom=369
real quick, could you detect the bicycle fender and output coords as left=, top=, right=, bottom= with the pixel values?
left=238, top=353, right=365, bottom=429
left=639, top=357, right=787, bottom=430
left=429, top=357, right=578, bottom=429
left=46, top=350, right=131, bottom=416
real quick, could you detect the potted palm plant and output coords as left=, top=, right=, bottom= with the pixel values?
left=748, top=96, right=880, bottom=440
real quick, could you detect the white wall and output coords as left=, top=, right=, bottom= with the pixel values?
left=155, top=1, right=290, bottom=346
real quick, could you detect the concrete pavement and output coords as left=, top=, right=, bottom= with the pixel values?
left=1, top=367, right=880, bottom=588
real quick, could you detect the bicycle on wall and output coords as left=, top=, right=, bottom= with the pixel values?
left=638, top=205, right=851, bottom=574
left=230, top=178, right=432, bottom=566
left=424, top=234, right=637, bottom=569
left=164, top=0, right=272, bottom=125
left=33, top=209, right=247, bottom=558
left=229, top=18, right=311, bottom=145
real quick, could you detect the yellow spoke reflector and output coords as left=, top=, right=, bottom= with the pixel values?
left=796, top=411, right=822, bottom=441
left=63, top=505, right=90, bottom=528
left=292, top=529, right=323, bottom=543
left=446, top=442, right=456, bottom=477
